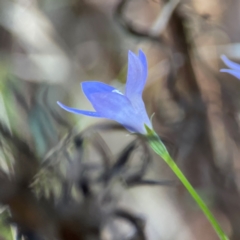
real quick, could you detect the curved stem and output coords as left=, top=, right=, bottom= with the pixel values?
left=145, top=127, right=229, bottom=240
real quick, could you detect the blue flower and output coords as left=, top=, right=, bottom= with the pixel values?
left=220, top=55, right=240, bottom=79
left=57, top=50, right=152, bottom=134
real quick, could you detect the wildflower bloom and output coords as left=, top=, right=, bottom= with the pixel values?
left=220, top=55, right=240, bottom=79
left=57, top=50, right=152, bottom=134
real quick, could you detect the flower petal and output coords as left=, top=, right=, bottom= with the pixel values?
left=125, top=51, right=146, bottom=98
left=130, top=96, right=151, bottom=127
left=81, top=81, right=116, bottom=102
left=138, top=49, right=148, bottom=84
left=57, top=101, right=101, bottom=117
left=220, top=69, right=240, bottom=79
left=89, top=92, right=147, bottom=133
left=221, top=55, right=240, bottom=71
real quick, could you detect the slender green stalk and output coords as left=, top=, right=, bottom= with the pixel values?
left=145, top=126, right=229, bottom=240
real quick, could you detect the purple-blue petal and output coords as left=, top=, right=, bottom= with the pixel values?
left=138, top=50, right=148, bottom=84
left=125, top=51, right=145, bottom=98
left=220, top=69, right=240, bottom=80
left=81, top=81, right=116, bottom=102
left=221, top=55, right=240, bottom=71
left=57, top=101, right=101, bottom=117
left=89, top=92, right=149, bottom=133
left=130, top=96, right=151, bottom=127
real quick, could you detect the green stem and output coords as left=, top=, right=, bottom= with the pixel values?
left=145, top=127, right=229, bottom=240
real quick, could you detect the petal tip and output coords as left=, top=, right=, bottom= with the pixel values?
left=220, top=55, right=240, bottom=72
left=128, top=50, right=135, bottom=57
left=57, top=101, right=63, bottom=107
left=219, top=69, right=240, bottom=79
left=220, top=55, right=228, bottom=62
left=80, top=81, right=88, bottom=89
left=138, top=49, right=145, bottom=56
left=81, top=81, right=88, bottom=85
left=57, top=101, right=71, bottom=111
left=138, top=49, right=147, bottom=67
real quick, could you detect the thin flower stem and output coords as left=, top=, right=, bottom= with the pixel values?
left=145, top=128, right=229, bottom=240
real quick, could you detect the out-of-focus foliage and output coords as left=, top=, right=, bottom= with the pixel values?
left=0, top=208, right=14, bottom=240
left=0, top=0, right=240, bottom=239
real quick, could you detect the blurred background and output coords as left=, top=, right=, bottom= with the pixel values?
left=0, top=0, right=240, bottom=239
